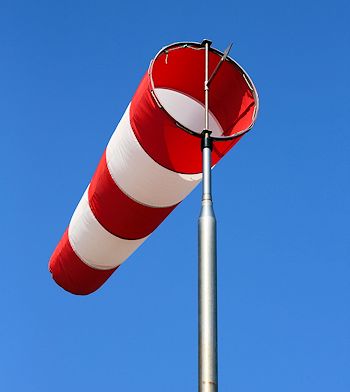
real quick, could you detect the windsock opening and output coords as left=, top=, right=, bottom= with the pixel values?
left=150, top=42, right=258, bottom=140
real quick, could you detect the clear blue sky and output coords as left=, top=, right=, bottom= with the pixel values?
left=1, top=0, right=349, bottom=391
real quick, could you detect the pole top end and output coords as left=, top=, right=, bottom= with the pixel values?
left=201, top=39, right=212, bottom=47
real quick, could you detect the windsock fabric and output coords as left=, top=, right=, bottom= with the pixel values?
left=49, top=42, right=258, bottom=295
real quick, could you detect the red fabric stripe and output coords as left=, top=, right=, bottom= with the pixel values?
left=89, top=151, right=176, bottom=239
left=49, top=229, right=117, bottom=295
left=130, top=73, right=241, bottom=174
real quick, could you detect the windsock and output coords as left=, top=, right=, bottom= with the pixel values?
left=49, top=41, right=259, bottom=295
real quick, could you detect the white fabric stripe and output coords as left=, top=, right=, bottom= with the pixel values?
left=68, top=189, right=147, bottom=270
left=106, top=104, right=202, bottom=208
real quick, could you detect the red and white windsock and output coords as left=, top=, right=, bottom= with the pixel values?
left=49, top=41, right=259, bottom=295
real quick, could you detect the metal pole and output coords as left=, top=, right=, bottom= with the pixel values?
left=199, top=39, right=218, bottom=392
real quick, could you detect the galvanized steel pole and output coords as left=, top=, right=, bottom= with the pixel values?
left=198, top=39, right=218, bottom=392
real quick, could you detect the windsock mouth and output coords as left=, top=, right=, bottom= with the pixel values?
left=149, top=41, right=259, bottom=141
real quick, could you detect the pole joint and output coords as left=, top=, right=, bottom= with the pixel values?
left=201, top=130, right=213, bottom=151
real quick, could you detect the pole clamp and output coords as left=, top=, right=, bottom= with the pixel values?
left=201, top=130, right=213, bottom=151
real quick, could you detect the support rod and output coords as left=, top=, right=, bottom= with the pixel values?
left=198, top=39, right=218, bottom=392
